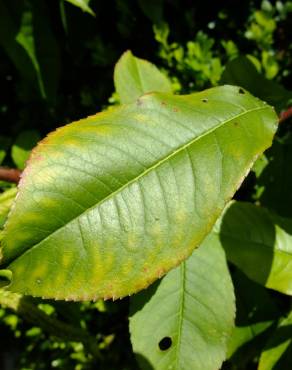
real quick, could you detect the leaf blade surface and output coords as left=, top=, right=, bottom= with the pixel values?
left=0, top=86, right=277, bottom=300
left=130, top=233, right=235, bottom=370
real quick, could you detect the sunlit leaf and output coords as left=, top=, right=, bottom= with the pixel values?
left=64, top=0, right=95, bottom=16
left=0, top=188, right=17, bottom=229
left=0, top=86, right=277, bottom=300
left=114, top=50, right=172, bottom=104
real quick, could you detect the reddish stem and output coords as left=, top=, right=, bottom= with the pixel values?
left=0, top=167, right=21, bottom=184
left=279, top=107, right=292, bottom=123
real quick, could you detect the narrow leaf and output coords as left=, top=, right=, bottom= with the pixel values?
left=130, top=233, right=235, bottom=370
left=0, top=86, right=277, bottom=300
left=217, top=202, right=292, bottom=295
left=114, top=50, right=172, bottom=104
left=0, top=0, right=60, bottom=102
left=64, top=0, right=95, bottom=16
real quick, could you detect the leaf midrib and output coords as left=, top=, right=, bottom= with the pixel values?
left=9, top=105, right=269, bottom=263
left=175, top=261, right=186, bottom=370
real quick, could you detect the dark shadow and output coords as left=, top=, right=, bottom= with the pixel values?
left=257, top=135, right=292, bottom=218
left=129, top=280, right=161, bottom=370
left=129, top=279, right=160, bottom=316
left=220, top=202, right=275, bottom=287
left=134, top=353, right=155, bottom=370
left=227, top=269, right=283, bottom=368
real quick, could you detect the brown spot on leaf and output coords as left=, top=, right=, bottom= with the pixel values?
left=157, top=267, right=166, bottom=278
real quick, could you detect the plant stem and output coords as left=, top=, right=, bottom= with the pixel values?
left=0, top=167, right=21, bottom=184
left=279, top=107, right=292, bottom=123
left=0, top=289, right=101, bottom=358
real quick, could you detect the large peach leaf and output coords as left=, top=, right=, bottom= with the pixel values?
left=0, top=86, right=277, bottom=300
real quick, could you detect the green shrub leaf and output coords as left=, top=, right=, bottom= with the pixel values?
left=11, top=130, right=41, bottom=170
left=130, top=233, right=235, bottom=370
left=227, top=269, right=280, bottom=367
left=217, top=201, right=292, bottom=295
left=64, top=0, right=95, bottom=16
left=259, top=311, right=292, bottom=370
left=0, top=86, right=277, bottom=300
left=114, top=50, right=172, bottom=104
left=0, top=188, right=17, bottom=229
left=221, top=56, right=292, bottom=111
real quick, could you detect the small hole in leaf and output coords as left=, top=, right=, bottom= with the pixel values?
left=202, top=98, right=208, bottom=103
left=239, top=88, right=245, bottom=94
left=159, top=337, right=172, bottom=351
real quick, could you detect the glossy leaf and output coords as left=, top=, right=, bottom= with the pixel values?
left=217, top=201, right=292, bottom=295
left=65, top=0, right=95, bottom=16
left=114, top=50, right=172, bottom=104
left=130, top=233, right=235, bottom=370
left=0, top=86, right=277, bottom=300
left=0, top=188, right=17, bottom=229
left=259, top=311, right=292, bottom=370
left=11, top=130, right=41, bottom=170
left=221, top=56, right=292, bottom=111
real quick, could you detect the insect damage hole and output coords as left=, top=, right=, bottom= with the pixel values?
left=159, top=336, right=172, bottom=351
left=202, top=98, right=208, bottom=103
left=238, top=88, right=245, bottom=94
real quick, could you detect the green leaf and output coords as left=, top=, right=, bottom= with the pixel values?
left=11, top=130, right=41, bottom=170
left=114, top=50, right=172, bottom=104
left=256, top=135, right=292, bottom=218
left=0, top=136, right=11, bottom=165
left=64, top=0, right=95, bottom=16
left=0, top=0, right=60, bottom=102
left=221, top=56, right=292, bottom=111
left=130, top=233, right=235, bottom=370
left=259, top=311, right=292, bottom=370
left=0, top=86, right=277, bottom=300
left=227, top=269, right=280, bottom=367
left=217, top=201, right=292, bottom=295
left=0, top=188, right=17, bottom=229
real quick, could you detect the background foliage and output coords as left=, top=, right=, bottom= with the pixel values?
left=0, top=0, right=292, bottom=369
